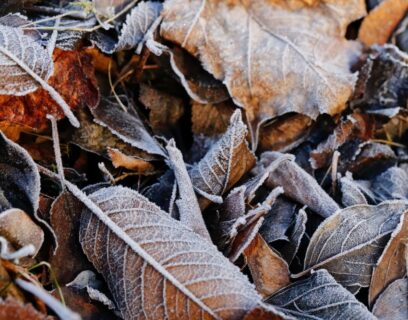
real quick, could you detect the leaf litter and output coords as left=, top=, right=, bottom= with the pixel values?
left=0, top=1, right=407, bottom=319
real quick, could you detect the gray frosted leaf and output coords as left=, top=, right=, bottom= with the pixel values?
left=371, top=166, right=408, bottom=202
left=0, top=25, right=53, bottom=95
left=0, top=131, right=40, bottom=215
left=116, top=1, right=163, bottom=53
left=89, top=98, right=166, bottom=157
left=189, top=110, right=256, bottom=209
left=340, top=174, right=368, bottom=207
left=267, top=269, right=376, bottom=320
left=79, top=186, right=272, bottom=319
left=372, top=278, right=408, bottom=320
left=302, top=201, right=408, bottom=291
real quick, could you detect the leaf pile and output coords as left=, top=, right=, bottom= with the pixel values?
left=0, top=1, right=407, bottom=319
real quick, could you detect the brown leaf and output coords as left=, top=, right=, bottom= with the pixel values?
left=139, top=84, right=184, bottom=136
left=0, top=298, right=49, bottom=320
left=0, top=49, right=99, bottom=135
left=359, top=0, right=408, bottom=46
left=161, top=0, right=365, bottom=126
left=259, top=152, right=339, bottom=218
left=372, top=278, right=408, bottom=320
left=244, top=234, right=290, bottom=297
left=300, top=201, right=408, bottom=292
left=49, top=191, right=92, bottom=285
left=369, top=211, right=408, bottom=305
left=108, top=148, right=155, bottom=174
left=0, top=208, right=44, bottom=257
left=189, top=110, right=256, bottom=209
left=77, top=185, right=281, bottom=319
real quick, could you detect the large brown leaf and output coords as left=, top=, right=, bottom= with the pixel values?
left=161, top=0, right=365, bottom=127
left=301, top=201, right=408, bottom=292
left=77, top=185, right=283, bottom=319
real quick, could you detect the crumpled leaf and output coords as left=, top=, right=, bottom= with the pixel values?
left=189, top=110, right=256, bottom=209
left=370, top=166, right=408, bottom=202
left=266, top=269, right=376, bottom=320
left=108, top=148, right=155, bottom=174
left=0, top=49, right=99, bottom=134
left=369, top=211, right=408, bottom=305
left=0, top=298, right=48, bottom=320
left=0, top=208, right=44, bottom=258
left=89, top=98, right=165, bottom=157
left=301, top=201, right=408, bottom=292
left=372, top=278, right=408, bottom=320
left=339, top=174, right=368, bottom=207
left=161, top=0, right=365, bottom=125
left=258, top=152, right=340, bottom=218
left=359, top=0, right=408, bottom=46
left=115, top=1, right=162, bottom=53
left=78, top=185, right=282, bottom=319
left=244, top=234, right=290, bottom=297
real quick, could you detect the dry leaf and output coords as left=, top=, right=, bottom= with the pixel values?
left=108, top=148, right=155, bottom=174
left=0, top=298, right=49, bottom=320
left=301, top=201, right=408, bottom=292
left=267, top=269, right=376, bottom=319
left=189, top=110, right=256, bottom=209
left=359, top=0, right=408, bottom=46
left=77, top=185, right=281, bottom=319
left=244, top=234, right=290, bottom=297
left=0, top=49, right=99, bottom=134
left=369, top=211, right=408, bottom=305
left=372, top=278, right=408, bottom=320
left=370, top=166, right=408, bottom=202
left=161, top=0, right=365, bottom=126
left=259, top=152, right=339, bottom=218
left=49, top=191, right=92, bottom=285
left=339, top=174, right=368, bottom=207
left=0, top=208, right=43, bottom=258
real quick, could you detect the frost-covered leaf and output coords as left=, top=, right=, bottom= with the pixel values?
left=339, top=174, right=368, bottom=207
left=369, top=211, right=408, bottom=305
left=89, top=98, right=166, bottom=157
left=259, top=152, right=339, bottom=218
left=161, top=0, right=365, bottom=126
left=372, top=278, right=408, bottom=320
left=116, top=1, right=162, bottom=53
left=189, top=110, right=256, bottom=209
left=302, top=201, right=408, bottom=292
left=371, top=166, right=408, bottom=202
left=0, top=26, right=79, bottom=126
left=0, top=298, right=48, bottom=320
left=267, top=270, right=376, bottom=320
left=0, top=131, right=40, bottom=215
left=77, top=185, right=282, bottom=319
left=244, top=234, right=290, bottom=297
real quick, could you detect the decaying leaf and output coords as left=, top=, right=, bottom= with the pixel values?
left=116, top=1, right=163, bottom=53
left=369, top=211, right=408, bottom=305
left=267, top=270, right=376, bottom=319
left=259, top=152, right=339, bottom=218
left=339, top=173, right=368, bottom=207
left=372, top=278, right=408, bottom=320
left=108, top=148, right=155, bottom=174
left=161, top=0, right=365, bottom=125
left=0, top=131, right=40, bottom=215
left=302, top=201, right=408, bottom=292
left=89, top=98, right=165, bottom=157
left=244, top=234, right=290, bottom=297
left=359, top=0, right=408, bottom=46
left=0, top=208, right=43, bottom=258
left=77, top=185, right=281, bottom=319
left=0, top=298, right=48, bottom=320
left=0, top=49, right=99, bottom=134
left=189, top=110, right=256, bottom=209
left=49, top=191, right=92, bottom=285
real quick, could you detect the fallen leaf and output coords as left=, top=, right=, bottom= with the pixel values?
left=108, top=148, right=155, bottom=174
left=301, top=201, right=408, bottom=292
left=372, top=278, right=408, bottom=320
left=49, top=191, right=92, bottom=285
left=0, top=48, right=99, bottom=134
left=0, top=298, right=49, bottom=320
left=0, top=208, right=43, bottom=258
left=244, top=234, right=290, bottom=297
left=161, top=0, right=365, bottom=126
left=339, top=174, right=368, bottom=207
left=267, top=269, right=376, bottom=319
left=359, top=0, right=408, bottom=46
left=189, top=110, right=256, bottom=209
left=369, top=211, right=408, bottom=305
left=77, top=185, right=279, bottom=319
left=370, top=166, right=408, bottom=202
